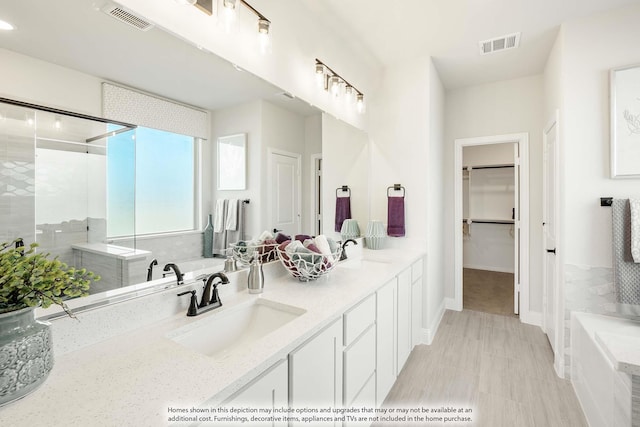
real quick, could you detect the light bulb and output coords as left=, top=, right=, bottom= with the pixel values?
left=221, top=0, right=237, bottom=33
left=257, top=19, right=271, bottom=54
left=356, top=94, right=365, bottom=114
left=315, top=63, right=326, bottom=89
left=330, top=76, right=341, bottom=97
left=345, top=86, right=355, bottom=105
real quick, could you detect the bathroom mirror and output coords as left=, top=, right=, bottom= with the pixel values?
left=217, top=134, right=247, bottom=190
left=0, top=0, right=370, bottom=314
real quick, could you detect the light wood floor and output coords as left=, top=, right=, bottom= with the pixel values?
left=463, top=268, right=515, bottom=317
left=374, top=310, right=587, bottom=427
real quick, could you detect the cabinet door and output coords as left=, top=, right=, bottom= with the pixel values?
left=344, top=324, right=376, bottom=407
left=376, top=278, right=397, bottom=405
left=289, top=318, right=343, bottom=426
left=411, top=259, right=423, bottom=347
left=223, top=359, right=288, bottom=427
left=397, top=268, right=412, bottom=372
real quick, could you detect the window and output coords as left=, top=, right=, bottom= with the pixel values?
left=107, top=126, right=196, bottom=237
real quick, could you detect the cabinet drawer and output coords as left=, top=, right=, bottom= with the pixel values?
left=344, top=324, right=376, bottom=406
left=343, top=294, right=376, bottom=346
left=411, top=258, right=423, bottom=281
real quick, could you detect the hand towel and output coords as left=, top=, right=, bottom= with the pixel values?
left=631, top=198, right=640, bottom=263
left=612, top=199, right=640, bottom=312
left=387, top=196, right=405, bottom=237
left=225, top=199, right=239, bottom=231
left=335, top=196, right=352, bottom=232
left=314, top=234, right=335, bottom=263
left=213, top=199, right=226, bottom=233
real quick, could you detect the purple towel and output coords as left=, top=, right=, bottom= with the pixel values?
left=387, top=196, right=405, bottom=237
left=335, top=197, right=352, bottom=232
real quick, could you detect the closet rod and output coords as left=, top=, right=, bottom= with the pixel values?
left=463, top=164, right=514, bottom=170
left=462, top=219, right=514, bottom=225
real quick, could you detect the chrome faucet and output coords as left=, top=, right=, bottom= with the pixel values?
left=163, top=263, right=184, bottom=286
left=340, top=239, right=358, bottom=261
left=146, top=258, right=158, bottom=282
left=177, top=272, right=229, bottom=317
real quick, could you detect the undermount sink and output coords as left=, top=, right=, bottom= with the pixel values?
left=337, top=257, right=393, bottom=269
left=167, top=298, right=306, bottom=359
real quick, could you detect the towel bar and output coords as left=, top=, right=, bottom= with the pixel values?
left=336, top=186, right=351, bottom=197
left=387, top=184, right=405, bottom=197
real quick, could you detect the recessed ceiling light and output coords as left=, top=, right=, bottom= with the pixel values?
left=0, top=19, right=15, bottom=31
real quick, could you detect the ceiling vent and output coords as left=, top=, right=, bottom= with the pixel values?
left=479, top=32, right=521, bottom=55
left=101, top=3, right=154, bottom=32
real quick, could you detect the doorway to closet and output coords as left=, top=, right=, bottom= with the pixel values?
left=462, top=143, right=517, bottom=316
left=454, top=133, right=530, bottom=319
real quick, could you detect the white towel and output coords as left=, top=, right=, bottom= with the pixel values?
left=314, top=234, right=335, bottom=263
left=631, top=198, right=640, bottom=263
left=214, top=199, right=226, bottom=233
left=225, top=199, right=239, bottom=231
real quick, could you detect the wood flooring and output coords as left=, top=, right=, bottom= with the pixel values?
left=373, top=310, right=587, bottom=427
left=463, top=268, right=515, bottom=317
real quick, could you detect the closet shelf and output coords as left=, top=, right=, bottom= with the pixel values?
left=462, top=218, right=514, bottom=225
left=462, top=163, right=514, bottom=170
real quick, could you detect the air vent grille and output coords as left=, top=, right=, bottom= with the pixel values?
left=479, top=32, right=521, bottom=55
left=102, top=4, right=154, bottom=32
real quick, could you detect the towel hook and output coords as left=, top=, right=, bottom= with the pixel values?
left=336, top=185, right=351, bottom=198
left=387, top=184, right=405, bottom=197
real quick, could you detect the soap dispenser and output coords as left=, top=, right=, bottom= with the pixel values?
left=247, top=250, right=264, bottom=294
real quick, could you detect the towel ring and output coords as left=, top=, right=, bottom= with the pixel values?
left=336, top=185, right=351, bottom=198
left=387, top=184, right=405, bottom=197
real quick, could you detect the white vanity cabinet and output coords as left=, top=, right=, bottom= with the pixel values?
left=376, top=277, right=398, bottom=404
left=221, top=358, right=288, bottom=426
left=411, top=258, right=423, bottom=347
left=397, top=268, right=412, bottom=371
left=289, top=318, right=343, bottom=426
left=343, top=294, right=377, bottom=414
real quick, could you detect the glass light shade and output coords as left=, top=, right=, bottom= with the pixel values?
left=356, top=94, right=365, bottom=113
left=221, top=0, right=237, bottom=33
left=315, top=64, right=326, bottom=89
left=345, top=86, right=355, bottom=105
left=330, top=76, right=341, bottom=97
left=257, top=20, right=271, bottom=54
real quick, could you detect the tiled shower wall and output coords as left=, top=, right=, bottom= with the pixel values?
left=0, top=134, right=35, bottom=245
left=564, top=264, right=617, bottom=378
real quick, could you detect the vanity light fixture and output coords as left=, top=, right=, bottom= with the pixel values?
left=219, top=0, right=271, bottom=51
left=315, top=59, right=365, bottom=114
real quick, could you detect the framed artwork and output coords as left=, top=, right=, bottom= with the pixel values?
left=611, top=63, right=640, bottom=178
left=217, top=133, right=247, bottom=190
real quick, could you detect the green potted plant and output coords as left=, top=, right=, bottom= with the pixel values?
left=0, top=240, right=99, bottom=406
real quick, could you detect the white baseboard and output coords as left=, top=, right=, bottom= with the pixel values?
left=445, top=297, right=458, bottom=311
left=521, top=310, right=542, bottom=327
left=422, top=300, right=446, bottom=345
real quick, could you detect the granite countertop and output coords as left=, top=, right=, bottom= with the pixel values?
left=0, top=248, right=424, bottom=426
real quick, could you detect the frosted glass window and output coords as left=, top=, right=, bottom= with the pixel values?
left=107, top=127, right=195, bottom=237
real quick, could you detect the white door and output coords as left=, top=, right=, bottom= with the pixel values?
left=270, top=151, right=301, bottom=236
left=543, top=116, right=559, bottom=353
left=513, top=144, right=521, bottom=315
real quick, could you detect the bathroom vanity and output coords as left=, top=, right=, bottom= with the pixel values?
left=0, top=247, right=425, bottom=426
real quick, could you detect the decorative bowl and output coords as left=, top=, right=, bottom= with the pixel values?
left=230, top=242, right=279, bottom=266
left=276, top=246, right=343, bottom=282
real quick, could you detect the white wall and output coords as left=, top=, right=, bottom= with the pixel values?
left=369, top=57, right=431, bottom=249
left=426, top=59, right=446, bottom=340
left=321, top=114, right=369, bottom=241
left=560, top=3, right=640, bottom=268
left=116, top=0, right=381, bottom=132
left=444, top=75, right=544, bottom=313
left=211, top=101, right=262, bottom=239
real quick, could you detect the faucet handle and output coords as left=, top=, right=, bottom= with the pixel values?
left=177, top=290, right=198, bottom=316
